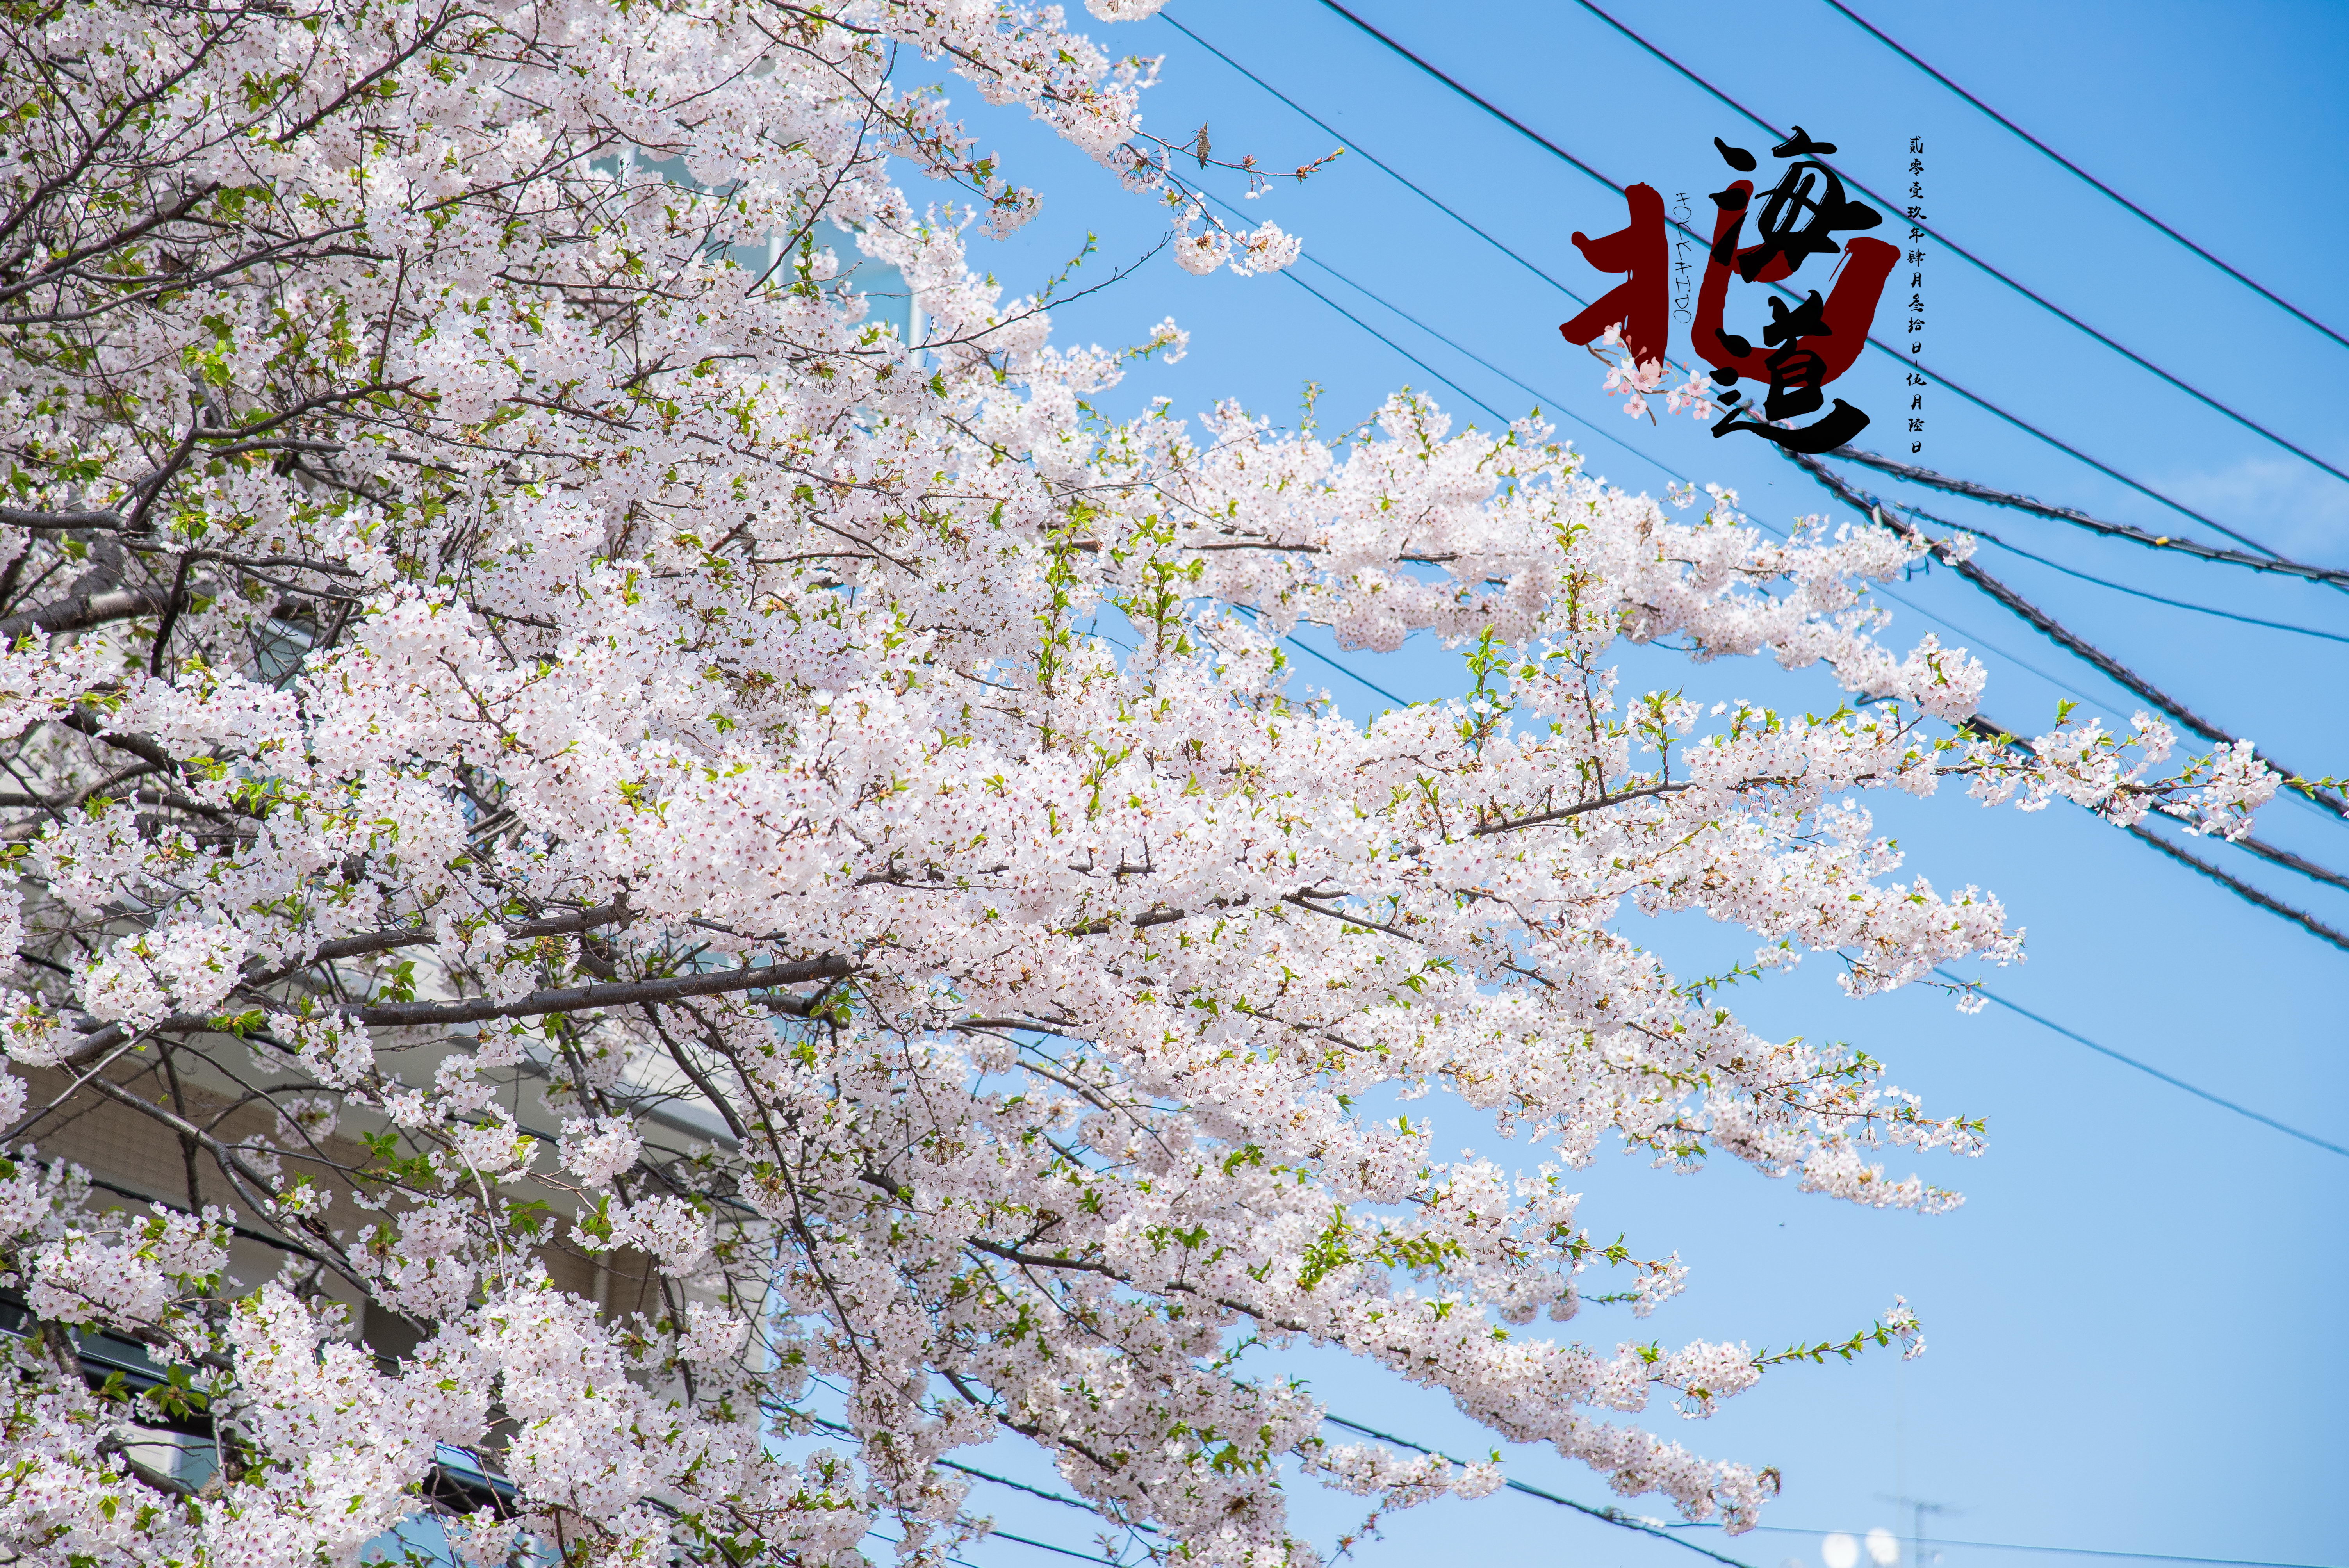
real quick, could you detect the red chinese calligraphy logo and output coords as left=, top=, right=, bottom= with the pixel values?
left=1563, top=127, right=1896, bottom=453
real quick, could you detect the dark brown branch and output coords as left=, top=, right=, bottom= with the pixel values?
left=1472, top=780, right=1695, bottom=834
left=238, top=898, right=636, bottom=990
left=0, top=585, right=170, bottom=643
left=61, top=952, right=857, bottom=1064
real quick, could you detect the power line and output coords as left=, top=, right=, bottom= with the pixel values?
left=1571, top=0, right=2349, bottom=494
left=1276, top=262, right=2320, bottom=748
left=2117, top=816, right=2349, bottom=951
left=1961, top=530, right=2349, bottom=647
left=1829, top=447, right=2349, bottom=588
left=1303, top=0, right=2326, bottom=569
left=1818, top=0, right=2349, bottom=357
left=1278, top=264, right=1512, bottom=424
left=1937, top=967, right=2349, bottom=1159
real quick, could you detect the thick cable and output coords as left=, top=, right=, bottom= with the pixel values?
left=2119, top=820, right=2349, bottom=953
left=1960, top=531, right=2349, bottom=647
left=1830, top=446, right=2349, bottom=587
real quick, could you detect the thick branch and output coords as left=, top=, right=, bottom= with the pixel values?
left=59, top=951, right=857, bottom=1063
left=0, top=586, right=170, bottom=642
left=239, top=898, right=636, bottom=990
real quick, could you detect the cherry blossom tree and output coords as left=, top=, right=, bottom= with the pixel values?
left=0, top=0, right=2281, bottom=1566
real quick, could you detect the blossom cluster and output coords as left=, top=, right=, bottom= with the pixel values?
left=1588, top=325, right=1720, bottom=423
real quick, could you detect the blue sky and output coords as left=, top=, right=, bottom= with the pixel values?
left=900, top=5, right=2349, bottom=1568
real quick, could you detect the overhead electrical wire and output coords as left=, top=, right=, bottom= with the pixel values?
left=1300, top=0, right=2326, bottom=570
left=1819, top=0, right=2349, bottom=357
left=2116, top=816, right=2349, bottom=957
left=867, top=1523, right=1121, bottom=1568
left=1882, top=506, right=2349, bottom=647
left=1830, top=447, right=2349, bottom=588
left=1936, top=968, right=2349, bottom=1160
left=1229, top=602, right=1413, bottom=707
left=1569, top=0, right=2349, bottom=493
left=1785, top=455, right=2283, bottom=755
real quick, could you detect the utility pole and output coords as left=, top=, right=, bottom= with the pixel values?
left=1874, top=1493, right=1952, bottom=1567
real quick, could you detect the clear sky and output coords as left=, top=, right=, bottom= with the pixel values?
left=900, top=6, right=2349, bottom=1568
